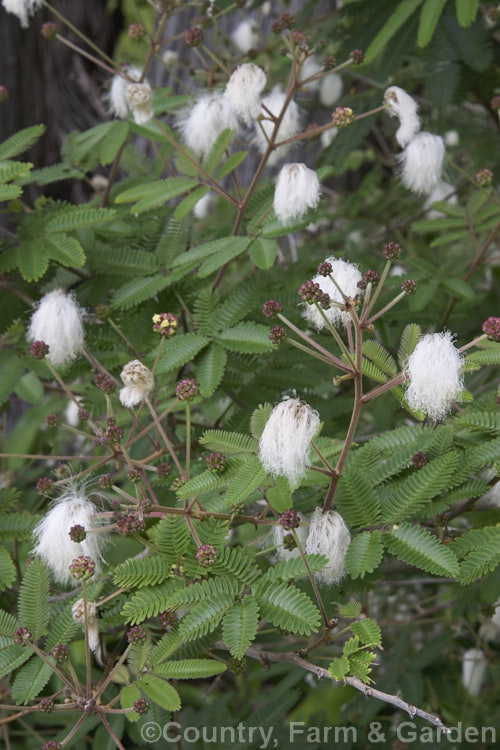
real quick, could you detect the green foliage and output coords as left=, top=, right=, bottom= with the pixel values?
left=113, top=556, right=173, bottom=589
left=345, top=531, right=384, bottom=579
left=0, top=125, right=46, bottom=160
left=152, top=658, right=227, bottom=680
left=200, top=430, right=258, bottom=455
left=254, top=580, right=321, bottom=636
left=385, top=523, right=459, bottom=577
left=115, top=177, right=199, bottom=213
left=0, top=547, right=16, bottom=591
left=17, top=559, right=50, bottom=641
left=139, top=673, right=181, bottom=711
left=121, top=579, right=185, bottom=625
left=222, top=596, right=260, bottom=659
left=12, top=657, right=53, bottom=705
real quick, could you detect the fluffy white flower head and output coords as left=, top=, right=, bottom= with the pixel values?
left=462, top=648, right=487, bottom=697
left=162, top=50, right=179, bottom=66
left=126, top=81, right=154, bottom=125
left=404, top=331, right=464, bottom=420
left=193, top=192, right=213, bottom=219
left=232, top=19, right=259, bottom=53
left=384, top=86, right=421, bottom=148
left=398, top=131, right=445, bottom=195
left=424, top=181, right=457, bottom=219
left=272, top=512, right=308, bottom=562
left=319, top=73, right=344, bottom=107
left=119, top=360, right=154, bottom=408
left=225, top=63, right=267, bottom=125
left=2, top=0, right=42, bottom=28
left=109, top=66, right=141, bottom=119
left=305, top=508, right=351, bottom=585
left=72, top=599, right=101, bottom=660
left=27, top=288, right=84, bottom=368
left=303, top=257, right=363, bottom=330
left=273, top=163, right=321, bottom=225
left=259, top=398, right=320, bottom=488
left=32, top=487, right=105, bottom=586
left=178, top=92, right=239, bottom=162
left=254, top=87, right=301, bottom=166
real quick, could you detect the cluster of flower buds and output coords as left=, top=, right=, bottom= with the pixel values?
left=30, top=340, right=49, bottom=359
left=99, top=473, right=113, bottom=490
left=134, top=698, right=150, bottom=716
left=298, top=280, right=322, bottom=304
left=383, top=241, right=404, bottom=260
left=482, top=316, right=500, bottom=342
left=114, top=511, right=146, bottom=536
left=317, top=261, right=333, bottom=276
left=156, top=462, right=172, bottom=478
left=69, top=525, right=86, bottom=543
left=38, top=698, right=55, bottom=713
left=52, top=644, right=70, bottom=663
left=152, top=312, right=178, bottom=337
left=69, top=555, right=95, bottom=581
left=476, top=168, right=493, bottom=187
left=269, top=326, right=288, bottom=344
left=196, top=544, right=218, bottom=567
left=127, top=625, right=147, bottom=645
left=36, top=477, right=54, bottom=495
left=128, top=23, right=146, bottom=39
left=127, top=468, right=143, bottom=484
left=176, top=378, right=199, bottom=400
left=45, top=413, right=60, bottom=428
left=184, top=26, right=203, bottom=46
left=158, top=609, right=177, bottom=629
left=332, top=106, right=355, bottom=128
left=262, top=300, right=282, bottom=319
left=92, top=422, right=124, bottom=447
left=13, top=627, right=31, bottom=646
left=279, top=509, right=301, bottom=530
left=411, top=451, right=428, bottom=468
left=357, top=270, right=380, bottom=289
left=401, top=279, right=417, bottom=295
left=206, top=452, right=226, bottom=472
left=42, top=742, right=61, bottom=750
left=94, top=373, right=116, bottom=394
left=77, top=407, right=89, bottom=421
left=271, top=13, right=295, bottom=34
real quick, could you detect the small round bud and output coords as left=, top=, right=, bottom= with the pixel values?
left=317, top=261, right=333, bottom=276
left=42, top=742, right=62, bottom=750
left=134, top=698, right=150, bottom=716
left=13, top=627, right=31, bottom=645
left=319, top=292, right=331, bottom=310
left=298, top=280, right=322, bottom=304
left=322, top=55, right=337, bottom=71
left=77, top=407, right=89, bottom=421
left=269, top=325, right=288, bottom=344
left=156, top=462, right=172, bottom=478
left=128, top=23, right=146, bottom=39
left=262, top=300, right=282, bottom=319
left=279, top=509, right=300, bottom=530
left=383, top=241, right=403, bottom=261
left=39, top=697, right=55, bottom=713
left=52, top=644, right=70, bottom=663
left=176, top=378, right=199, bottom=400
left=30, top=340, right=49, bottom=359
left=116, top=513, right=146, bottom=536
left=411, top=451, right=428, bottom=468
left=95, top=304, right=111, bottom=320
left=271, top=13, right=295, bottom=34
left=171, top=477, right=185, bottom=493
left=83, top=698, right=96, bottom=715
left=0, top=86, right=9, bottom=103
left=36, top=477, right=54, bottom=496
left=332, top=106, right=355, bottom=128
left=316, top=39, right=327, bottom=50
left=41, top=22, right=58, bottom=39
left=401, top=279, right=417, bottom=295
left=184, top=26, right=203, bottom=46
left=229, top=501, right=245, bottom=514
left=229, top=657, right=247, bottom=674
left=94, top=373, right=116, bottom=394
left=282, top=533, right=297, bottom=551
left=45, top=413, right=60, bottom=429
left=349, top=49, right=364, bottom=64
left=99, top=473, right=113, bottom=490
left=69, top=525, right=86, bottom=543
left=482, top=316, right=500, bottom=342
left=196, top=544, right=218, bottom=567
left=152, top=312, right=178, bottom=337
left=106, top=416, right=116, bottom=427
left=476, top=167, right=493, bottom=187
left=127, top=625, right=147, bottom=645
left=206, top=452, right=226, bottom=472
left=104, top=424, right=124, bottom=444
left=357, top=270, right=380, bottom=289
left=69, top=555, right=95, bottom=581
left=127, top=468, right=143, bottom=484
left=158, top=609, right=176, bottom=629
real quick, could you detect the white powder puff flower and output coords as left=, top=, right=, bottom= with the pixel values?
left=444, top=130, right=459, bottom=147
left=462, top=648, right=487, bottom=697
left=303, top=257, right=363, bottom=330
left=424, top=181, right=457, bottom=219
left=300, top=56, right=322, bottom=93
left=108, top=66, right=141, bottom=119
left=319, top=73, right=344, bottom=108
left=274, top=163, right=321, bottom=225
left=27, top=288, right=84, bottom=368
left=178, top=92, right=239, bottom=162
left=259, top=398, right=320, bottom=488
left=305, top=508, right=351, bottom=585
left=321, top=127, right=338, bottom=149
left=225, top=63, right=267, bottom=125
left=398, top=131, right=446, bottom=196
left=126, top=81, right=154, bottom=125
left=273, top=513, right=308, bottom=561
left=404, top=332, right=464, bottom=420
left=162, top=50, right=179, bottom=66
left=32, top=488, right=105, bottom=586
left=72, top=599, right=101, bottom=662
left=254, top=87, right=301, bottom=166
left=193, top=192, right=213, bottom=219
left=2, top=0, right=42, bottom=28
left=119, top=360, right=154, bottom=408
left=384, top=86, right=421, bottom=148
left=232, top=19, right=259, bottom=54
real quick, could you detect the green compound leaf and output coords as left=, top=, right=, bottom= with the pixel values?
left=155, top=333, right=210, bottom=374
left=345, top=531, right=384, bottom=580
left=254, top=581, right=321, bottom=636
left=139, top=673, right=181, bottom=711
left=0, top=124, right=46, bottom=160
left=153, top=658, right=227, bottom=680
left=385, top=523, right=459, bottom=577
left=222, top=596, right=260, bottom=659
left=18, top=558, right=50, bottom=641
left=351, top=618, right=382, bottom=647
left=195, top=343, right=227, bottom=397
left=217, top=322, right=275, bottom=354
